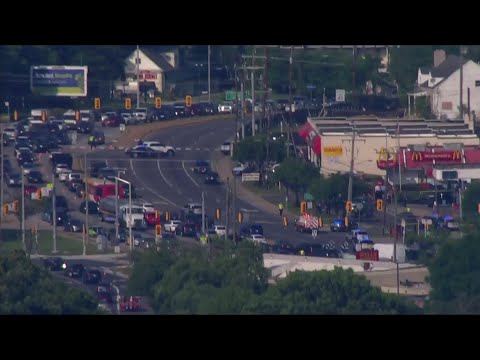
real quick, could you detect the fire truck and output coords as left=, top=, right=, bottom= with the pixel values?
left=294, top=213, right=320, bottom=233
left=86, top=177, right=125, bottom=203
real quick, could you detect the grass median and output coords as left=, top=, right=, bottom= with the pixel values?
left=0, top=229, right=105, bottom=256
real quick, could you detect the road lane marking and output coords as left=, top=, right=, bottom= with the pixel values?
left=129, top=160, right=180, bottom=208
left=176, top=147, right=182, bottom=151
left=185, top=147, right=192, bottom=151
left=182, top=161, right=200, bottom=188
left=157, top=161, right=172, bottom=187
left=196, top=148, right=201, bottom=151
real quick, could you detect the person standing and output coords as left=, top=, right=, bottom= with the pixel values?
left=89, top=135, right=95, bottom=150
left=278, top=202, right=284, bottom=216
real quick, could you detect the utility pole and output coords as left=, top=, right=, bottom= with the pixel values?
left=347, top=122, right=356, bottom=203
left=383, top=131, right=388, bottom=235
left=136, top=45, right=140, bottom=109
left=241, top=61, right=246, bottom=139
left=264, top=47, right=270, bottom=132
left=460, top=46, right=465, bottom=119
left=225, top=177, right=230, bottom=241
left=21, top=166, right=25, bottom=251
left=201, top=191, right=205, bottom=234
left=208, top=45, right=211, bottom=103
left=52, top=172, right=57, bottom=254
left=352, top=45, right=357, bottom=107
left=232, top=176, right=237, bottom=243
left=234, top=63, right=239, bottom=141
left=397, top=119, right=402, bottom=192
left=288, top=46, right=294, bottom=124
left=0, top=117, right=4, bottom=227
left=115, top=177, right=119, bottom=246
left=84, top=153, right=88, bottom=256
left=251, top=46, right=256, bottom=137
left=392, top=148, right=399, bottom=296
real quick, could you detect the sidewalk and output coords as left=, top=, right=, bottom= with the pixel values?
left=213, top=155, right=299, bottom=220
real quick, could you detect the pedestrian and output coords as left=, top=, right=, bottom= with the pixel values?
left=278, top=202, right=284, bottom=217
left=89, top=135, right=95, bottom=150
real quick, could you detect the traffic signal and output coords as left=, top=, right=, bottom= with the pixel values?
left=125, top=98, right=132, bottom=110
left=41, top=111, right=47, bottom=122
left=215, top=208, right=221, bottom=221
left=376, top=199, right=383, bottom=211
left=75, top=110, right=80, bottom=122
left=478, top=203, right=480, bottom=214
left=344, top=216, right=349, bottom=227
left=13, top=110, right=19, bottom=121
left=37, top=189, right=42, bottom=200
left=94, top=97, right=101, bottom=110
left=155, top=97, right=162, bottom=109
left=237, top=211, right=243, bottom=224
left=155, top=224, right=161, bottom=236
left=346, top=201, right=352, bottom=213
left=3, top=204, right=8, bottom=215
left=165, top=211, right=170, bottom=222
left=155, top=209, right=160, bottom=221
left=13, top=201, right=19, bottom=212
left=185, top=95, right=192, bottom=107
left=319, top=217, right=323, bottom=228
left=283, top=215, right=288, bottom=227
left=300, top=201, right=307, bottom=214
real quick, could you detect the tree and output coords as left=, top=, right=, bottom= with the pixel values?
left=462, top=181, right=480, bottom=219
left=389, top=46, right=433, bottom=92
left=427, top=233, right=480, bottom=314
left=274, top=158, right=319, bottom=205
left=0, top=250, right=99, bottom=314
left=245, top=268, right=419, bottom=315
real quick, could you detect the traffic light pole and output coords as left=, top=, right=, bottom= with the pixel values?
left=232, top=176, right=237, bottom=243
left=201, top=191, right=205, bottom=234
left=1, top=118, right=4, bottom=227
left=347, top=122, right=356, bottom=203
left=136, top=45, right=140, bottom=109
left=21, top=166, right=25, bottom=252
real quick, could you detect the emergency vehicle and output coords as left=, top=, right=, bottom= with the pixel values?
left=294, top=213, right=320, bottom=233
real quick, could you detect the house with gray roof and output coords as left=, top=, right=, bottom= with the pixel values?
left=416, top=49, right=480, bottom=120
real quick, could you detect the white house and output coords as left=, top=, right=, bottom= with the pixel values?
left=416, top=50, right=480, bottom=120
left=115, top=47, right=178, bottom=96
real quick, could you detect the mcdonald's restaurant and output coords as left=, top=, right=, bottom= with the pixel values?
left=300, top=116, right=480, bottom=184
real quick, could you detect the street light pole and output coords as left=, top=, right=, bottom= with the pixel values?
left=21, top=166, right=25, bottom=252
left=52, top=171, right=57, bottom=254
left=0, top=118, right=4, bottom=226
left=225, top=177, right=230, bottom=242
left=115, top=177, right=119, bottom=244
left=347, top=122, right=356, bottom=203
left=208, top=45, right=211, bottom=104
left=84, top=152, right=88, bottom=256
left=383, top=129, right=388, bottom=235
left=201, top=191, right=205, bottom=234
left=115, top=177, right=132, bottom=252
left=232, top=176, right=237, bottom=243
left=136, top=45, right=140, bottom=109
left=251, top=46, right=256, bottom=137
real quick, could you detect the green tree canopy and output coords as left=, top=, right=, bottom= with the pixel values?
left=427, top=233, right=480, bottom=314
left=0, top=250, right=99, bottom=314
left=274, top=158, right=319, bottom=204
left=245, top=268, right=418, bottom=314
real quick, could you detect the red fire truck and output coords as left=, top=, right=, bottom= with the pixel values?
left=87, top=178, right=125, bottom=203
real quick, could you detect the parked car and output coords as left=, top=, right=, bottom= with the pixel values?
left=64, top=219, right=84, bottom=233
left=205, top=172, right=220, bottom=185
left=27, top=170, right=44, bottom=184
left=164, top=220, right=182, bottom=232
left=83, top=269, right=102, bottom=284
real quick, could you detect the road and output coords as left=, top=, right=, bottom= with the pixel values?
left=90, top=117, right=352, bottom=249
left=31, top=256, right=154, bottom=314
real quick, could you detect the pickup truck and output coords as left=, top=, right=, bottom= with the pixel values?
left=220, top=141, right=231, bottom=155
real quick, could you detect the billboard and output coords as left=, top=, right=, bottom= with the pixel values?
left=30, top=66, right=88, bottom=97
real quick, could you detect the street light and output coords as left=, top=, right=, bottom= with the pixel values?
left=115, top=176, right=132, bottom=252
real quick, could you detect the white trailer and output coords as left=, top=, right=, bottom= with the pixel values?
left=374, top=243, right=406, bottom=263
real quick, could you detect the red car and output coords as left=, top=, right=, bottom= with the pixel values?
left=24, top=185, right=38, bottom=197
left=144, top=211, right=160, bottom=226
left=102, top=115, right=124, bottom=127
left=120, top=296, right=141, bottom=312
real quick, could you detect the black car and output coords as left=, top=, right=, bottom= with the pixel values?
left=91, top=130, right=105, bottom=145
left=123, top=183, right=136, bottom=199
left=204, top=172, right=220, bottom=185
left=43, top=257, right=65, bottom=271
left=55, top=195, right=69, bottom=211
left=77, top=121, right=92, bottom=134
left=30, top=138, right=49, bottom=153
left=17, top=151, right=33, bottom=166
left=173, top=103, right=186, bottom=117
left=175, top=223, right=198, bottom=237
left=6, top=172, right=22, bottom=187
left=150, top=106, right=175, bottom=121
left=238, top=223, right=264, bottom=239
left=64, top=219, right=84, bottom=232
left=27, top=170, right=44, bottom=184
left=97, top=167, right=116, bottom=181
left=68, top=179, right=84, bottom=193
left=269, top=241, right=296, bottom=255
left=79, top=200, right=98, bottom=214
left=64, top=263, right=85, bottom=278
left=89, top=160, right=108, bottom=177
left=97, top=284, right=114, bottom=303
left=83, top=269, right=102, bottom=284
left=43, top=207, right=69, bottom=226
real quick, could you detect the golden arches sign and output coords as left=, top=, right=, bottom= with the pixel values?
left=378, top=147, right=397, bottom=162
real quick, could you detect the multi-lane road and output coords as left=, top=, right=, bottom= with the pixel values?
left=88, top=117, right=355, bottom=248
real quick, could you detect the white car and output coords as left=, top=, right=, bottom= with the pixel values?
left=218, top=103, right=233, bottom=113
left=67, top=173, right=82, bottom=183
left=212, top=225, right=226, bottom=237
left=220, top=141, right=231, bottom=155
left=164, top=220, right=182, bottom=232
left=245, top=234, right=267, bottom=244
left=232, top=163, right=248, bottom=176
left=59, top=169, right=72, bottom=182
left=141, top=141, right=175, bottom=157
left=55, top=163, right=70, bottom=176
left=139, top=201, right=155, bottom=213
left=121, top=113, right=138, bottom=125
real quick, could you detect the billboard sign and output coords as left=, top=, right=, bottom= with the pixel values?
left=31, top=66, right=88, bottom=97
